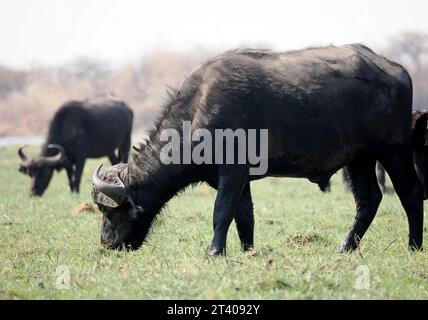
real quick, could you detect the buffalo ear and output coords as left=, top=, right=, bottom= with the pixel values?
left=412, top=111, right=428, bottom=147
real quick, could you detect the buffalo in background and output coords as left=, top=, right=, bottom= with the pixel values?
left=18, top=98, right=133, bottom=196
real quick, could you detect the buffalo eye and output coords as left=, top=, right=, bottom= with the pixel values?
left=98, top=205, right=115, bottom=219
left=97, top=204, right=107, bottom=212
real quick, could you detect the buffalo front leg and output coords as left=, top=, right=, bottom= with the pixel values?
left=338, top=158, right=382, bottom=252
left=234, top=183, right=254, bottom=251
left=207, top=165, right=249, bottom=257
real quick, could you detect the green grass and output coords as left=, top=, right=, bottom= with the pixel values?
left=0, top=145, right=427, bottom=299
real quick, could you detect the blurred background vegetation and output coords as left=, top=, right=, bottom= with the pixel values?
left=1, top=31, right=428, bottom=137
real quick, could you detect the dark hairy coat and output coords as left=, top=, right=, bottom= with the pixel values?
left=93, top=44, right=424, bottom=255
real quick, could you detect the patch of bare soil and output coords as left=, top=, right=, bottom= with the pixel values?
left=73, top=202, right=96, bottom=215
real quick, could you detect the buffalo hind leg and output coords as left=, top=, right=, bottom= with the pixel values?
left=234, top=183, right=254, bottom=252
left=207, top=165, right=249, bottom=257
left=338, top=159, right=382, bottom=252
left=380, top=152, right=424, bottom=250
left=119, top=135, right=131, bottom=163
left=108, top=153, right=119, bottom=165
left=72, top=159, right=86, bottom=193
left=376, top=162, right=386, bottom=193
left=65, top=162, right=75, bottom=192
left=342, top=167, right=351, bottom=192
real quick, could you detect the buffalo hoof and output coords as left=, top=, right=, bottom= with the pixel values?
left=408, top=242, right=423, bottom=252
left=242, top=244, right=254, bottom=252
left=336, top=239, right=358, bottom=253
left=205, top=246, right=225, bottom=257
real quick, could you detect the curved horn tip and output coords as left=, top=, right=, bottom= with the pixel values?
left=93, top=164, right=104, bottom=182
left=18, top=145, right=29, bottom=161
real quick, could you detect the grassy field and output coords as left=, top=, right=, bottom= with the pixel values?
left=0, top=145, right=427, bottom=299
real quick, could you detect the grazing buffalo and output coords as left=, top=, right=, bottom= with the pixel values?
left=19, top=98, right=133, bottom=196
left=92, top=44, right=424, bottom=255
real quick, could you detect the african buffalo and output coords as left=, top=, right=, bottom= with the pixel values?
left=92, top=44, right=424, bottom=255
left=19, top=98, right=133, bottom=196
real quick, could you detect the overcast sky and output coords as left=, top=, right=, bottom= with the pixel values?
left=1, top=0, right=427, bottom=68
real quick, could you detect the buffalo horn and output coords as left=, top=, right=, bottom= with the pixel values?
left=18, top=145, right=28, bottom=161
left=42, top=144, right=65, bottom=166
left=92, top=164, right=127, bottom=205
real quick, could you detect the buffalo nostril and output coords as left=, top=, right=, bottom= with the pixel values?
left=101, top=238, right=114, bottom=249
left=101, top=241, right=112, bottom=249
